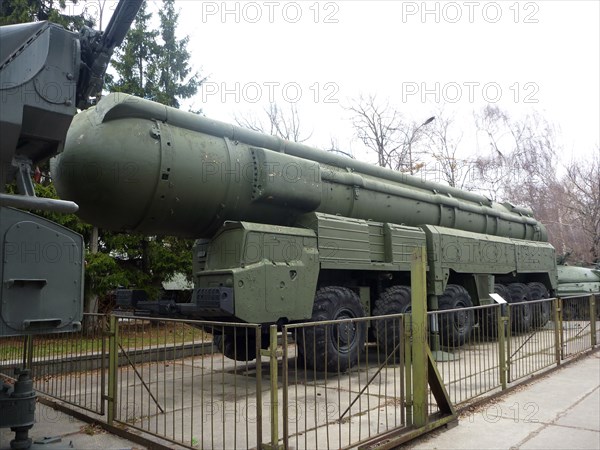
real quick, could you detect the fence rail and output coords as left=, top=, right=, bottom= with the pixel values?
left=1, top=314, right=108, bottom=415
left=1, top=293, right=597, bottom=449
left=282, top=314, right=407, bottom=450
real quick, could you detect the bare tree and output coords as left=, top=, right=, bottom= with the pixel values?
left=562, top=150, right=600, bottom=264
left=399, top=116, right=438, bottom=175
left=473, top=105, right=558, bottom=203
left=472, top=105, right=599, bottom=264
left=475, top=104, right=511, bottom=157
left=235, top=102, right=312, bottom=143
left=346, top=95, right=408, bottom=169
left=420, top=108, right=472, bottom=188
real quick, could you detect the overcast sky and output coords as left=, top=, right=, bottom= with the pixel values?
left=98, top=1, right=599, bottom=165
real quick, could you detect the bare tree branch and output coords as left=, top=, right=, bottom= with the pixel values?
left=234, top=102, right=313, bottom=143
left=346, top=95, right=420, bottom=171
left=420, top=107, right=473, bottom=188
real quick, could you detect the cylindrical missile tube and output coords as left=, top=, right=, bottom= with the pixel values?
left=54, top=94, right=547, bottom=241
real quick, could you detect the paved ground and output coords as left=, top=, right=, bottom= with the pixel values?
left=2, top=350, right=598, bottom=450
left=0, top=402, right=144, bottom=450
left=409, top=351, right=600, bottom=450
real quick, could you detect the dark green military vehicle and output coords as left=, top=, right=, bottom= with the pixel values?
left=557, top=265, right=600, bottom=297
left=53, top=94, right=562, bottom=370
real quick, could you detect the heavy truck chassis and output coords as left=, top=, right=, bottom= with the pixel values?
left=125, top=212, right=556, bottom=372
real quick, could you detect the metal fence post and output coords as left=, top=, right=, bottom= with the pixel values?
left=590, top=295, right=597, bottom=347
left=281, top=326, right=289, bottom=450
left=498, top=305, right=508, bottom=390
left=554, top=298, right=562, bottom=365
left=506, top=304, right=512, bottom=383
left=411, top=246, right=428, bottom=427
left=403, top=314, right=413, bottom=427
left=263, top=324, right=282, bottom=450
left=256, top=326, right=263, bottom=449
left=107, top=315, right=119, bottom=425
left=22, top=335, right=33, bottom=369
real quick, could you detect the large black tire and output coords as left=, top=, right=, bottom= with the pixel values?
left=297, top=287, right=366, bottom=372
left=527, top=282, right=551, bottom=328
left=372, top=286, right=411, bottom=356
left=507, top=283, right=532, bottom=333
left=438, top=285, right=474, bottom=347
left=485, top=284, right=509, bottom=338
left=214, top=330, right=259, bottom=362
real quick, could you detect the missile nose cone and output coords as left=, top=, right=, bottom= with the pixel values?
left=53, top=104, right=161, bottom=232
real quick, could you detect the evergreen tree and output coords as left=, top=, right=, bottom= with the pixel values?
left=107, top=0, right=201, bottom=107
left=0, top=0, right=93, bottom=29
left=154, top=0, right=200, bottom=107
left=105, top=0, right=158, bottom=98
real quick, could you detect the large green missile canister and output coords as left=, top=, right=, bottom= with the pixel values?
left=54, top=94, right=548, bottom=241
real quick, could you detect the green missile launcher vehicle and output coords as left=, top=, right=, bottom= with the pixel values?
left=55, top=94, right=568, bottom=371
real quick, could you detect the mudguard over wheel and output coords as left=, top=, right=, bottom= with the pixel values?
left=507, top=283, right=532, bottom=332
left=373, top=285, right=411, bottom=356
left=438, top=285, right=474, bottom=347
left=297, top=286, right=366, bottom=372
left=527, top=282, right=551, bottom=328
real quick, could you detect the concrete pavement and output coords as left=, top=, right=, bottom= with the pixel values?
left=0, top=402, right=145, bottom=450
left=409, top=351, right=600, bottom=450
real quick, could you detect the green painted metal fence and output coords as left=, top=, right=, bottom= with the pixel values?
left=1, top=293, right=597, bottom=449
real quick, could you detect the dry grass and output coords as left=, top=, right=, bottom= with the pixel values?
left=0, top=321, right=211, bottom=362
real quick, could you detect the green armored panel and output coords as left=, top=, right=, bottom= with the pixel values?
left=0, top=207, right=84, bottom=336
left=516, top=241, right=557, bottom=284
left=203, top=227, right=246, bottom=270
left=297, top=212, right=426, bottom=273
left=557, top=265, right=600, bottom=296
left=193, top=222, right=318, bottom=323
left=384, top=223, right=426, bottom=265
left=425, top=225, right=517, bottom=270
left=304, top=214, right=372, bottom=266
left=424, top=225, right=557, bottom=296
left=367, top=222, right=385, bottom=262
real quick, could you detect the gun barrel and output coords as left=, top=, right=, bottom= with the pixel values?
left=102, top=0, right=144, bottom=49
